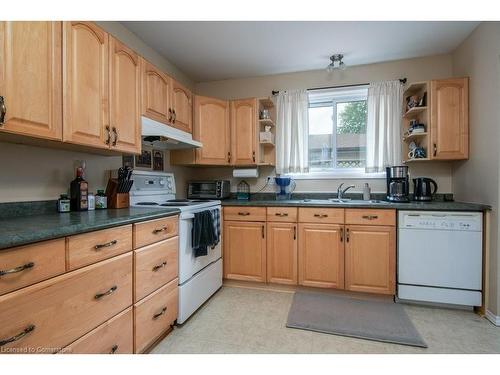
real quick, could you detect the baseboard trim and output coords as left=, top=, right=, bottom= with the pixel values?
left=485, top=309, right=500, bottom=326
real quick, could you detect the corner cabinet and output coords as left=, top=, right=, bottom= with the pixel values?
left=223, top=220, right=266, bottom=282
left=402, top=77, right=469, bottom=163
left=63, top=21, right=109, bottom=149
left=0, top=21, right=62, bottom=140
left=109, top=37, right=141, bottom=154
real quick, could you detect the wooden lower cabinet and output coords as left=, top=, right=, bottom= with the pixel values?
left=223, top=221, right=266, bottom=282
left=344, top=225, right=396, bottom=295
left=62, top=307, right=133, bottom=354
left=0, top=253, right=132, bottom=353
left=134, top=278, right=178, bottom=353
left=266, top=222, right=297, bottom=285
left=298, top=223, right=344, bottom=289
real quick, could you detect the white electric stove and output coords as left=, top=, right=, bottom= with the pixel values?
left=130, top=170, right=222, bottom=324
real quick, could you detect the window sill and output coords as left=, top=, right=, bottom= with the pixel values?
left=287, top=170, right=385, bottom=180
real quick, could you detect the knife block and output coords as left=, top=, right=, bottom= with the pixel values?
left=105, top=178, right=130, bottom=209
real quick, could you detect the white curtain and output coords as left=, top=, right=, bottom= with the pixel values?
left=275, top=90, right=309, bottom=174
left=365, top=80, right=403, bottom=173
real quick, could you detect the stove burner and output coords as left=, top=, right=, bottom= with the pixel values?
left=160, top=202, right=191, bottom=206
left=136, top=202, right=159, bottom=206
left=166, top=199, right=191, bottom=203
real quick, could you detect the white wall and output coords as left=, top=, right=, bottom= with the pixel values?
left=451, top=22, right=500, bottom=316
left=194, top=54, right=455, bottom=194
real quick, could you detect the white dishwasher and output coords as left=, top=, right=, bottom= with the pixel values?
left=398, top=211, right=483, bottom=307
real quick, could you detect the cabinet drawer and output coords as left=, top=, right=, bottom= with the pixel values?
left=62, top=307, right=133, bottom=354
left=134, top=278, right=178, bottom=353
left=0, top=239, right=66, bottom=296
left=134, top=237, right=179, bottom=303
left=298, top=207, right=344, bottom=224
left=0, top=252, right=132, bottom=353
left=133, top=216, right=179, bottom=249
left=266, top=207, right=298, bottom=222
left=67, top=225, right=132, bottom=270
left=345, top=209, right=396, bottom=226
left=223, top=206, right=266, bottom=221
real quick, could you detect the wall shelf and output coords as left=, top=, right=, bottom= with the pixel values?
left=403, top=106, right=427, bottom=118
left=403, top=132, right=428, bottom=142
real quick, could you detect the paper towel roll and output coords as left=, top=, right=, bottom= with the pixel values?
left=233, top=168, right=259, bottom=178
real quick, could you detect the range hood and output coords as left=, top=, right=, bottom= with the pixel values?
left=141, top=116, right=202, bottom=150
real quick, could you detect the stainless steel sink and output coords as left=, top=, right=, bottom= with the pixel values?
left=300, top=198, right=385, bottom=205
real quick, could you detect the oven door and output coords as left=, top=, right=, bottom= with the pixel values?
left=178, top=206, right=222, bottom=285
left=188, top=182, right=217, bottom=199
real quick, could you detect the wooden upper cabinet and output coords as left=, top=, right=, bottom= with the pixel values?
left=344, top=225, right=395, bottom=295
left=109, top=37, right=141, bottom=154
left=194, top=95, right=231, bottom=165
left=63, top=22, right=109, bottom=149
left=171, top=79, right=192, bottom=133
left=431, top=77, right=469, bottom=160
left=231, top=98, right=257, bottom=165
left=267, top=222, right=297, bottom=285
left=0, top=21, right=62, bottom=140
left=298, top=223, right=344, bottom=289
left=141, top=58, right=172, bottom=125
left=223, top=221, right=266, bottom=282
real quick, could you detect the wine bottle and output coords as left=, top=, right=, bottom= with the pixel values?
left=70, top=167, right=88, bottom=211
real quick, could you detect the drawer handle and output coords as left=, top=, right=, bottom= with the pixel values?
left=94, top=285, right=118, bottom=300
left=313, top=214, right=328, bottom=218
left=346, top=228, right=350, bottom=242
left=153, top=307, right=167, bottom=320
left=275, top=212, right=289, bottom=217
left=238, top=212, right=250, bottom=216
left=362, top=215, right=379, bottom=220
left=0, top=324, right=35, bottom=347
left=152, top=261, right=167, bottom=272
left=110, top=344, right=119, bottom=354
left=94, top=240, right=118, bottom=250
left=153, top=226, right=168, bottom=234
left=0, top=262, right=35, bottom=277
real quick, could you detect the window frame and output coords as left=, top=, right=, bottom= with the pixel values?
left=291, top=85, right=385, bottom=180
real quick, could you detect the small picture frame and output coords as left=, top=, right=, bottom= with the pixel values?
left=153, top=150, right=164, bottom=171
left=135, top=148, right=153, bottom=169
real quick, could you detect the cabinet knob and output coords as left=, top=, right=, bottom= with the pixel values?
left=313, top=213, right=328, bottom=218
left=361, top=215, right=378, bottom=220
left=153, top=307, right=167, bottom=320
left=0, top=262, right=35, bottom=277
left=94, top=285, right=118, bottom=300
left=112, top=127, right=118, bottom=146
left=433, top=143, right=437, bottom=157
left=0, top=325, right=35, bottom=347
left=105, top=125, right=111, bottom=145
left=94, top=240, right=117, bottom=250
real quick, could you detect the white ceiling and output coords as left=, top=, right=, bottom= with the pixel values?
left=122, top=21, right=479, bottom=82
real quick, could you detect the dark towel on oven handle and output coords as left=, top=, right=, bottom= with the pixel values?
left=211, top=208, right=220, bottom=248
left=192, top=209, right=219, bottom=257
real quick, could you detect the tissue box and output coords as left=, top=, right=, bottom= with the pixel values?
left=260, top=131, right=274, bottom=144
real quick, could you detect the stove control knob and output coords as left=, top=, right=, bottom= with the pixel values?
left=159, top=179, right=166, bottom=186
left=167, top=181, right=172, bottom=189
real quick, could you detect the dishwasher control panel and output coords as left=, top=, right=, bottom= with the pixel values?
left=398, top=211, right=482, bottom=231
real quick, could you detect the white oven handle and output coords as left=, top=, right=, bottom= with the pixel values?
left=181, top=214, right=195, bottom=220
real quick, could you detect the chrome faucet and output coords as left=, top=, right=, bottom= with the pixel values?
left=337, top=183, right=355, bottom=200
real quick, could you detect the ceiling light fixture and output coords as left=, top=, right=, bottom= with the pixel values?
left=326, top=54, right=346, bottom=72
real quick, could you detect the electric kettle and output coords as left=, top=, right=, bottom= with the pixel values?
left=412, top=177, right=438, bottom=201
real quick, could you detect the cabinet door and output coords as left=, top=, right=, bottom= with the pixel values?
left=298, top=223, right=344, bottom=289
left=0, top=21, right=62, bottom=140
left=231, top=98, right=257, bottom=165
left=223, top=221, right=266, bottom=282
left=63, top=22, right=109, bottom=149
left=171, top=79, right=192, bottom=133
left=267, top=222, right=297, bottom=285
left=141, top=58, right=172, bottom=125
left=430, top=77, right=469, bottom=160
left=109, top=37, right=141, bottom=154
left=194, top=95, right=231, bottom=165
left=344, top=225, right=395, bottom=295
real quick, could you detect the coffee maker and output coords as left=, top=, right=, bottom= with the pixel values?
left=386, top=166, right=409, bottom=202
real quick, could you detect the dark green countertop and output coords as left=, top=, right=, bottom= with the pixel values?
left=220, top=198, right=490, bottom=212
left=0, top=207, right=180, bottom=250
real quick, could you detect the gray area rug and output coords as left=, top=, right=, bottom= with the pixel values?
left=287, top=291, right=427, bottom=348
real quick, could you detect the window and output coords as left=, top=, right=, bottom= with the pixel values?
left=306, top=85, right=371, bottom=177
